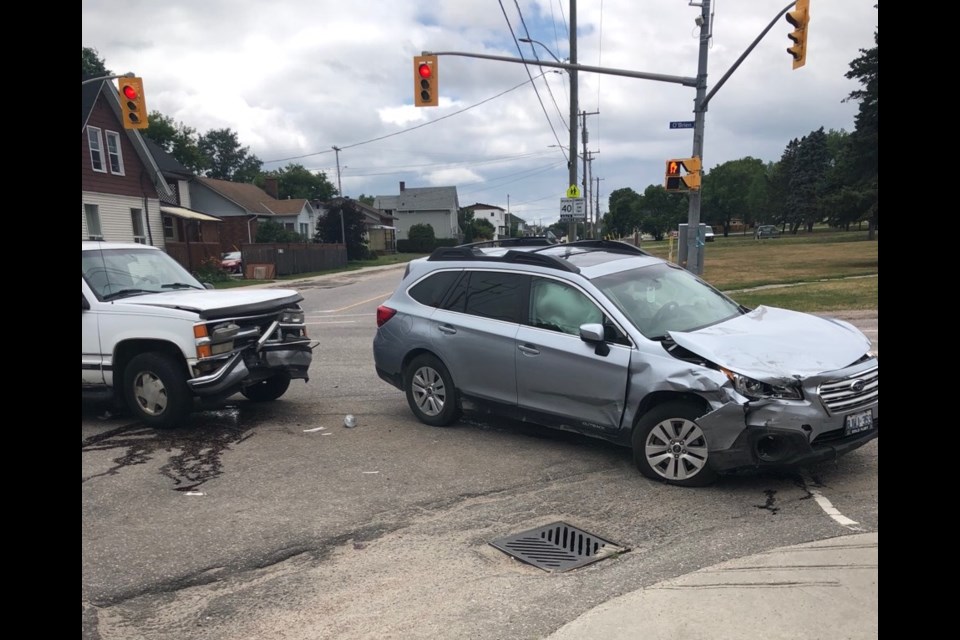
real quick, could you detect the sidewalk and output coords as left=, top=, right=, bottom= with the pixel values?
left=547, top=532, right=878, bottom=640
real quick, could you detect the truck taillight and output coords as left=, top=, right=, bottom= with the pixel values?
left=376, top=305, right=397, bottom=327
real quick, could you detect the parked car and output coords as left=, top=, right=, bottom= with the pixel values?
left=372, top=240, right=877, bottom=487
left=82, top=241, right=315, bottom=429
left=755, top=225, right=780, bottom=239
left=704, top=225, right=715, bottom=242
left=221, top=250, right=243, bottom=274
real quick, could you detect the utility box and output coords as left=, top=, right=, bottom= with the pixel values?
left=677, top=223, right=708, bottom=274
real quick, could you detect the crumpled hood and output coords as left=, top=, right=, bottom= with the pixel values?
left=668, top=305, right=871, bottom=381
left=116, top=289, right=303, bottom=319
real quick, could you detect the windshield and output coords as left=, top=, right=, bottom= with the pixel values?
left=82, top=247, right=204, bottom=300
left=594, top=262, right=743, bottom=339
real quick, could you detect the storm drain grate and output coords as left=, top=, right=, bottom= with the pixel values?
left=490, top=521, right=628, bottom=573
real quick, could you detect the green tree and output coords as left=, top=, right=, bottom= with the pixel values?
left=843, top=11, right=878, bottom=238
left=314, top=200, right=370, bottom=260
left=605, top=188, right=642, bottom=237
left=701, top=157, right=768, bottom=235
left=198, top=128, right=263, bottom=182
left=257, top=163, right=336, bottom=201
left=256, top=219, right=304, bottom=243
left=407, top=223, right=437, bottom=252
left=638, top=185, right=687, bottom=240
left=82, top=47, right=109, bottom=77
left=470, top=217, right=495, bottom=240
left=357, top=195, right=375, bottom=206
left=143, top=113, right=209, bottom=174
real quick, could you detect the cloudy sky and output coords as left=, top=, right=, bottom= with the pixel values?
left=82, top=0, right=877, bottom=227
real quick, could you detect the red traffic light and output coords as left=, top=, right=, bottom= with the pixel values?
left=122, top=84, right=139, bottom=100
left=418, top=63, right=432, bottom=79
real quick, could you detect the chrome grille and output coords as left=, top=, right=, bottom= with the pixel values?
left=818, top=365, right=878, bottom=413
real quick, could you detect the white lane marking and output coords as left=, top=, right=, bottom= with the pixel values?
left=307, top=320, right=358, bottom=326
left=810, top=489, right=861, bottom=528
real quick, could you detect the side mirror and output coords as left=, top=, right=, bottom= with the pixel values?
left=579, top=323, right=610, bottom=357
left=203, top=282, right=215, bottom=290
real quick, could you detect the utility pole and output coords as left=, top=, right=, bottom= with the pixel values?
left=595, top=176, right=604, bottom=238
left=580, top=109, right=599, bottom=237
left=585, top=150, right=599, bottom=237
left=332, top=146, right=346, bottom=246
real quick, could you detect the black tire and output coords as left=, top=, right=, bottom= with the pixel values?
left=632, top=401, right=718, bottom=487
left=241, top=375, right=291, bottom=402
left=404, top=354, right=461, bottom=426
left=123, top=352, right=192, bottom=430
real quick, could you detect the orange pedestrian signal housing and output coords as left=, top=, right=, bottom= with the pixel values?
left=414, top=55, right=438, bottom=107
left=664, top=157, right=702, bottom=192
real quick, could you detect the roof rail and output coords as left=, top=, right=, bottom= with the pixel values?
left=459, top=236, right=558, bottom=249
left=502, top=250, right=580, bottom=273
left=428, top=246, right=482, bottom=261
left=558, top=240, right=650, bottom=255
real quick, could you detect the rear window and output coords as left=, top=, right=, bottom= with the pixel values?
left=408, top=270, right=461, bottom=307
left=442, top=271, right=527, bottom=323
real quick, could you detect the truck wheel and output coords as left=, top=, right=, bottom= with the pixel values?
left=240, top=375, right=291, bottom=402
left=123, top=352, right=192, bottom=430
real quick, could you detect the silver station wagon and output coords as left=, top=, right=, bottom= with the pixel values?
left=373, top=240, right=878, bottom=487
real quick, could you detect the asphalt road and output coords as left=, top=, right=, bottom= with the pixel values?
left=82, top=265, right=878, bottom=640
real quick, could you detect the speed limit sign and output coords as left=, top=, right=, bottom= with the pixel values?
left=559, top=197, right=585, bottom=219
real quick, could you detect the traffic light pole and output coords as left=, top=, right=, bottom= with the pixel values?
left=568, top=0, right=578, bottom=243
left=685, top=0, right=711, bottom=276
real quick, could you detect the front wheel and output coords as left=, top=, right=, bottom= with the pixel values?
left=241, top=375, right=291, bottom=402
left=123, top=352, right=193, bottom=430
left=404, top=354, right=461, bottom=426
left=632, top=401, right=718, bottom=487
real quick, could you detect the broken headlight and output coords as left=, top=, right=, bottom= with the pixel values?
left=280, top=309, right=305, bottom=324
left=723, top=370, right=803, bottom=400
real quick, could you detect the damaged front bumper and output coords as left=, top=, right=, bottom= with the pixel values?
left=709, top=420, right=879, bottom=472
left=187, top=334, right=316, bottom=397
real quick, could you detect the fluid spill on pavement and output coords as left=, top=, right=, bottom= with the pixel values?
left=81, top=405, right=261, bottom=491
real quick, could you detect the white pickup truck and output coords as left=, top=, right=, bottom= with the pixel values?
left=82, top=241, right=315, bottom=428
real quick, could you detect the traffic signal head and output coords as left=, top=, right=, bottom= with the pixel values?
left=413, top=55, right=438, bottom=107
left=786, top=0, right=810, bottom=70
left=664, top=157, right=702, bottom=192
left=118, top=76, right=148, bottom=129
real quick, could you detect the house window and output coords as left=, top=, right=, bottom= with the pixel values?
left=284, top=222, right=295, bottom=231
left=105, top=131, right=125, bottom=175
left=87, top=127, right=105, bottom=173
left=300, top=223, right=309, bottom=239
left=163, top=216, right=175, bottom=240
left=131, top=209, right=146, bottom=244
left=85, top=204, right=103, bottom=240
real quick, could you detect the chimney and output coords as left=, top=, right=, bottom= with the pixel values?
left=264, top=176, right=279, bottom=199
left=399, top=181, right=406, bottom=192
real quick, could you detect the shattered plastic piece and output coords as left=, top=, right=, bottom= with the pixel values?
left=184, top=491, right=205, bottom=496
left=362, top=471, right=379, bottom=474
left=303, top=426, right=326, bottom=433
left=344, top=414, right=357, bottom=428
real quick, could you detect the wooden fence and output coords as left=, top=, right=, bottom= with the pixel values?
left=240, top=243, right=347, bottom=277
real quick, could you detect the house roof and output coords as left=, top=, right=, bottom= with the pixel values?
left=463, top=202, right=504, bottom=211
left=143, top=137, right=194, bottom=179
left=269, top=198, right=310, bottom=215
left=81, top=76, right=102, bottom=130
left=196, top=177, right=284, bottom=215
left=160, top=206, right=222, bottom=223
left=375, top=186, right=459, bottom=212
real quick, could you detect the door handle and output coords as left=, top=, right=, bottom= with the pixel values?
left=438, top=324, right=457, bottom=335
left=518, top=344, right=540, bottom=356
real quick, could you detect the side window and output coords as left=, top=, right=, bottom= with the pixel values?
left=442, top=271, right=526, bottom=323
left=408, top=271, right=461, bottom=308
left=529, top=278, right=603, bottom=336
left=87, top=127, right=105, bottom=173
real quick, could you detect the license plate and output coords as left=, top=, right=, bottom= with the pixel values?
left=844, top=410, right=874, bottom=435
